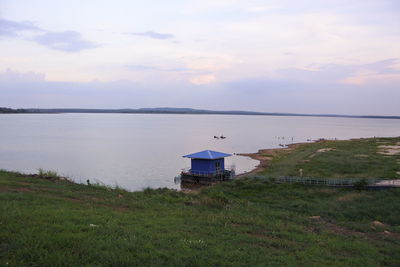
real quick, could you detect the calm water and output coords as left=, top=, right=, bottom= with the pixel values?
left=0, top=114, right=399, bottom=191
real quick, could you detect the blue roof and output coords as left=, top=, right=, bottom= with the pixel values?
left=183, top=150, right=232, bottom=159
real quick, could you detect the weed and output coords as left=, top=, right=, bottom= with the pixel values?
left=37, top=168, right=59, bottom=180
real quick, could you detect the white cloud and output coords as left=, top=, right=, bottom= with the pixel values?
left=132, top=31, right=174, bottom=40
left=0, top=69, right=45, bottom=82
left=340, top=70, right=400, bottom=85
left=0, top=18, right=99, bottom=53
left=33, top=31, right=99, bottom=52
left=0, top=18, right=42, bottom=37
left=190, top=74, right=215, bottom=85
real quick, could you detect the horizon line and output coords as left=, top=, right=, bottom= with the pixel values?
left=1, top=107, right=400, bottom=119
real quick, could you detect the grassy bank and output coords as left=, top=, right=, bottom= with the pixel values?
left=249, top=137, right=400, bottom=179
left=1, top=172, right=399, bottom=265
left=1, top=137, right=400, bottom=266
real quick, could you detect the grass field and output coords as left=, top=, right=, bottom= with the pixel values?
left=258, top=137, right=400, bottom=179
left=1, top=137, right=400, bottom=266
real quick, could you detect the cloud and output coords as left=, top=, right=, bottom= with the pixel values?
left=275, top=58, right=400, bottom=86
left=190, top=74, right=215, bottom=85
left=32, top=31, right=99, bottom=52
left=222, top=58, right=400, bottom=111
left=132, top=30, right=174, bottom=40
left=0, top=69, right=46, bottom=83
left=338, top=58, right=400, bottom=85
left=1, top=64, right=399, bottom=115
left=0, top=18, right=98, bottom=52
left=126, top=65, right=162, bottom=71
left=363, top=58, right=399, bottom=74
left=125, top=63, right=217, bottom=86
left=340, top=71, right=400, bottom=86
left=246, top=5, right=279, bottom=13
left=126, top=64, right=188, bottom=72
left=0, top=72, right=194, bottom=109
left=0, top=18, right=42, bottom=37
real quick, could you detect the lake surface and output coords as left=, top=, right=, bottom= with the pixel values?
left=0, top=114, right=399, bottom=191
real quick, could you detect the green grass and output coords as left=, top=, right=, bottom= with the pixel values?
left=1, top=167, right=400, bottom=266
left=260, top=137, right=400, bottom=179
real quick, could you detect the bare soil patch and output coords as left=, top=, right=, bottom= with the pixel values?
left=317, top=148, right=335, bottom=153
left=371, top=221, right=387, bottom=228
left=0, top=186, right=33, bottom=192
left=309, top=147, right=335, bottom=158
left=310, top=217, right=400, bottom=240
left=375, top=180, right=400, bottom=186
left=17, top=182, right=33, bottom=185
left=317, top=188, right=337, bottom=194
left=378, top=143, right=400, bottom=155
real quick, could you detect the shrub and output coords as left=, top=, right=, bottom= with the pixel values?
left=37, top=168, right=59, bottom=180
left=353, top=178, right=369, bottom=190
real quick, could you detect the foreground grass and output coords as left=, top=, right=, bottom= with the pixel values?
left=259, top=137, right=400, bottom=179
left=1, top=169, right=400, bottom=266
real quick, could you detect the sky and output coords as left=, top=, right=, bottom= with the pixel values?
left=0, top=0, right=399, bottom=115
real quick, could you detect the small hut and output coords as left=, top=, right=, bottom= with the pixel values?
left=181, top=150, right=235, bottom=184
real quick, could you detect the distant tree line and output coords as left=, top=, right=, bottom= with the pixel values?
left=0, top=107, right=28, bottom=113
left=0, top=107, right=398, bottom=119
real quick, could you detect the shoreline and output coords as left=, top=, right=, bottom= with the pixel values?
left=236, top=142, right=307, bottom=177
left=237, top=136, right=400, bottom=179
left=3, top=136, right=399, bottom=192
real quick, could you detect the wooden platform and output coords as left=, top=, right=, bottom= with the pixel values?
left=180, top=170, right=234, bottom=185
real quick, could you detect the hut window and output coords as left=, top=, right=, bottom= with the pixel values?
left=215, top=161, right=221, bottom=171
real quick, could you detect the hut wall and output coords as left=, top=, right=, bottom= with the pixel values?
left=191, top=158, right=225, bottom=174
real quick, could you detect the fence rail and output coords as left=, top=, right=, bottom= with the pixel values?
left=259, top=176, right=383, bottom=186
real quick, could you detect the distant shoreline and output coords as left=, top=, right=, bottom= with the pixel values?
left=1, top=107, right=400, bottom=120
